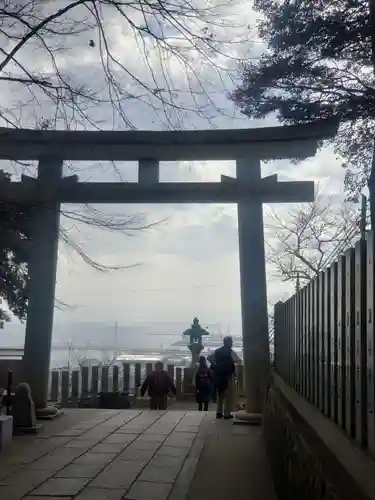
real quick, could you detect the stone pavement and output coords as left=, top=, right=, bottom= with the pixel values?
left=0, top=408, right=277, bottom=500
left=187, top=421, right=277, bottom=500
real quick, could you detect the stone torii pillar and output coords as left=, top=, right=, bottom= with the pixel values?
left=221, top=162, right=310, bottom=424
left=235, top=158, right=271, bottom=423
left=22, top=157, right=76, bottom=416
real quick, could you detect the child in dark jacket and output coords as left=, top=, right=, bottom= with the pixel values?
left=140, top=361, right=176, bottom=410
left=195, top=356, right=213, bottom=411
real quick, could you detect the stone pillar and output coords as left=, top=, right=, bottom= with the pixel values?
left=236, top=158, right=270, bottom=421
left=138, top=158, right=159, bottom=184
left=22, top=156, right=63, bottom=411
left=137, top=159, right=159, bottom=393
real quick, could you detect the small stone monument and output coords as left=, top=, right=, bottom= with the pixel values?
left=11, top=382, right=38, bottom=433
left=183, top=317, right=210, bottom=367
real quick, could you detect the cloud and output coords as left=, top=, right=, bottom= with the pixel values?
left=0, top=1, right=352, bottom=343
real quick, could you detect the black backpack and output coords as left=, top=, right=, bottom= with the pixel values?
left=212, top=347, right=235, bottom=378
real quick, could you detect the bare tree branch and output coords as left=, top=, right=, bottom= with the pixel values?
left=0, top=0, right=249, bottom=130
left=265, top=192, right=361, bottom=288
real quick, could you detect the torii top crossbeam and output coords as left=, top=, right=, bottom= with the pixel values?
left=0, top=119, right=339, bottom=204
left=0, top=119, right=338, bottom=161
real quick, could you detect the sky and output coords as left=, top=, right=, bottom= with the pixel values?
left=0, top=0, right=351, bottom=347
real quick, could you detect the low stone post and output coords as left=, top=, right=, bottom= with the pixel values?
left=81, top=367, right=89, bottom=397
left=123, top=364, right=130, bottom=393
left=112, top=365, right=119, bottom=392
left=167, top=365, right=175, bottom=384
left=134, top=363, right=141, bottom=391
left=50, top=371, right=59, bottom=402
left=176, top=368, right=182, bottom=399
left=101, top=366, right=109, bottom=393
left=71, top=370, right=79, bottom=404
left=91, top=366, right=99, bottom=396
left=61, top=371, right=69, bottom=407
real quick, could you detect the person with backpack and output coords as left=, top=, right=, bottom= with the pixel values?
left=140, top=361, right=176, bottom=410
left=195, top=356, right=213, bottom=411
left=207, top=336, right=242, bottom=420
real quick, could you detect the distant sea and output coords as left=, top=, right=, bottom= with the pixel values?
left=0, top=320, right=194, bottom=369
left=49, top=348, right=118, bottom=369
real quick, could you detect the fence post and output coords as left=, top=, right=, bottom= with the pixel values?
left=313, top=276, right=319, bottom=407
left=337, top=254, right=346, bottom=430
left=367, top=231, right=375, bottom=453
left=285, top=298, right=290, bottom=383
left=291, top=295, right=297, bottom=388
left=355, top=238, right=367, bottom=446
left=167, top=365, right=174, bottom=385
left=318, top=272, right=325, bottom=412
left=309, top=279, right=315, bottom=404
left=324, top=267, right=332, bottom=418
left=123, top=363, right=130, bottom=393
left=345, top=247, right=356, bottom=438
left=330, top=262, right=338, bottom=423
left=295, top=287, right=301, bottom=394
left=183, top=367, right=194, bottom=396
left=301, top=286, right=307, bottom=398
left=71, top=370, right=79, bottom=403
left=50, top=371, right=59, bottom=402
left=134, top=363, right=141, bottom=390
left=176, top=368, right=182, bottom=399
left=81, top=366, right=89, bottom=397
left=91, top=366, right=99, bottom=396
left=112, top=365, right=119, bottom=392
left=61, top=370, right=69, bottom=407
left=274, top=301, right=284, bottom=376
left=101, top=366, right=109, bottom=393
left=288, top=297, right=293, bottom=383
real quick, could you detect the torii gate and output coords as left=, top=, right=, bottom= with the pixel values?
left=0, top=120, right=338, bottom=421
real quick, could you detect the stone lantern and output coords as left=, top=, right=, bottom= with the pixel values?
left=183, top=317, right=210, bottom=368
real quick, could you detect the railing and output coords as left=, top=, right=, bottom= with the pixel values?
left=48, top=362, right=246, bottom=408
left=48, top=363, right=182, bottom=405
left=274, top=231, right=375, bottom=452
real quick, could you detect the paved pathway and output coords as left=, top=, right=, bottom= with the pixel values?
left=187, top=421, right=277, bottom=500
left=0, top=409, right=276, bottom=500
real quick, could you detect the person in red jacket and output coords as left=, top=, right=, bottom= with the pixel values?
left=140, top=361, right=176, bottom=410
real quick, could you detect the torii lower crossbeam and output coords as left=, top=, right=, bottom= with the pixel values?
left=1, top=179, right=314, bottom=204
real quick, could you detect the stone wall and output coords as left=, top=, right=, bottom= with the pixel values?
left=264, top=374, right=375, bottom=500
